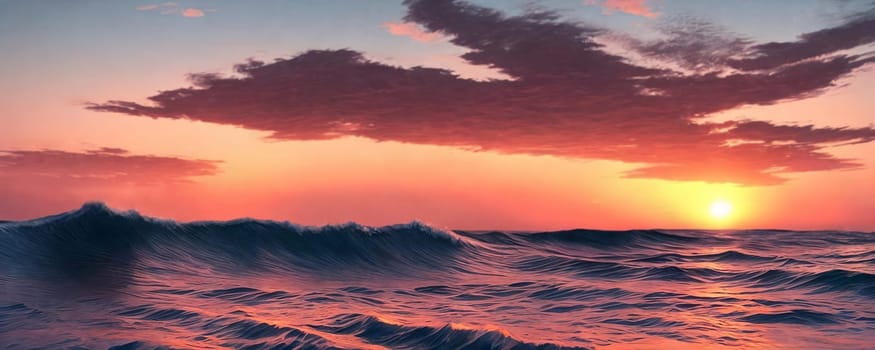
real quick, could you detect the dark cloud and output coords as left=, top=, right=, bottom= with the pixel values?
left=629, top=17, right=751, bottom=72
left=729, top=10, right=875, bottom=70
left=88, top=0, right=875, bottom=185
left=0, top=148, right=219, bottom=184
left=403, top=0, right=662, bottom=82
left=724, top=120, right=875, bottom=145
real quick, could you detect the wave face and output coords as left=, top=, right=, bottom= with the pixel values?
left=1, top=203, right=874, bottom=349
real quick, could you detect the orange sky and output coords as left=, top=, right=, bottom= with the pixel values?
left=1, top=0, right=874, bottom=230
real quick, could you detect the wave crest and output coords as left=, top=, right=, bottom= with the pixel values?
left=0, top=202, right=475, bottom=278
left=313, top=313, right=589, bottom=350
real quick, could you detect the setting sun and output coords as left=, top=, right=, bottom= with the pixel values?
left=709, top=200, right=733, bottom=219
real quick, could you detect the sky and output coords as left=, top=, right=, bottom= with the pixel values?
left=1, top=0, right=874, bottom=230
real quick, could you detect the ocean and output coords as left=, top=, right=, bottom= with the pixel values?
left=1, top=203, right=873, bottom=349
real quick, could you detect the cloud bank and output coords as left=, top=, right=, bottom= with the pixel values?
left=91, top=0, right=875, bottom=185
left=0, top=148, right=219, bottom=184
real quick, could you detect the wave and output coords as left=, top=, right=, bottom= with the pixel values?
left=111, top=304, right=340, bottom=349
left=738, top=309, right=845, bottom=325
left=0, top=303, right=46, bottom=333
left=518, top=229, right=705, bottom=250
left=1, top=203, right=872, bottom=299
left=103, top=307, right=587, bottom=349
left=513, top=255, right=725, bottom=283
left=514, top=255, right=875, bottom=298
left=0, top=202, right=477, bottom=278
left=633, top=250, right=814, bottom=267
left=635, top=250, right=772, bottom=263
left=312, top=313, right=588, bottom=350
left=790, top=269, right=875, bottom=297
left=3, top=203, right=875, bottom=349
left=730, top=268, right=875, bottom=297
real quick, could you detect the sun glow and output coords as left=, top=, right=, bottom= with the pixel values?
left=709, top=200, right=733, bottom=220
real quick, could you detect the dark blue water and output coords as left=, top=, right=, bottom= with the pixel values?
left=1, top=203, right=873, bottom=349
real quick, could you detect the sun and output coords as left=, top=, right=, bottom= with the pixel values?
left=709, top=200, right=733, bottom=220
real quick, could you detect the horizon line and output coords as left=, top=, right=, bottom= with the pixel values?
left=1, top=201, right=871, bottom=234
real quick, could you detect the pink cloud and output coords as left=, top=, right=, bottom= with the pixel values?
left=382, top=22, right=445, bottom=42
left=586, top=0, right=658, bottom=18
left=0, top=148, right=219, bottom=184
left=137, top=3, right=207, bottom=18
left=0, top=148, right=219, bottom=221
left=182, top=8, right=205, bottom=17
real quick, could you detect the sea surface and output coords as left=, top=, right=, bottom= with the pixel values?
left=1, top=203, right=873, bottom=349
